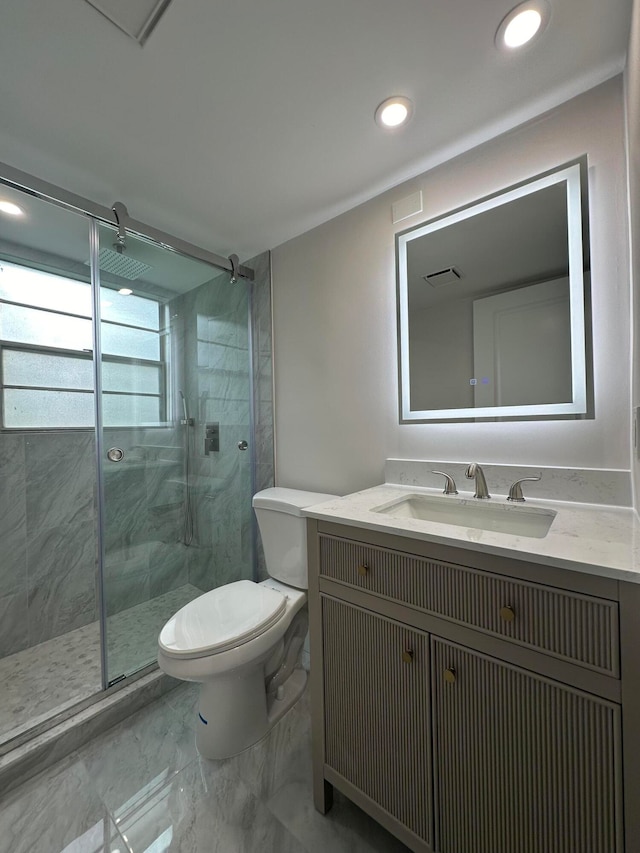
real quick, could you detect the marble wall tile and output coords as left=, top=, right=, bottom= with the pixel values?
left=0, top=589, right=29, bottom=658
left=148, top=540, right=189, bottom=597
left=26, top=520, right=98, bottom=645
left=0, top=434, right=27, bottom=599
left=103, top=546, right=150, bottom=617
left=25, top=432, right=95, bottom=534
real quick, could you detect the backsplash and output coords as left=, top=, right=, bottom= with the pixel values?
left=385, top=459, right=633, bottom=507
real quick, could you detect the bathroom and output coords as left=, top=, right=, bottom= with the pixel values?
left=0, top=0, right=639, bottom=850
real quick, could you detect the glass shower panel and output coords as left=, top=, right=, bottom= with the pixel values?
left=98, top=226, right=255, bottom=684
left=0, top=187, right=100, bottom=748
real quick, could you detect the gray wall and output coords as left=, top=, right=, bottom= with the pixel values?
left=271, top=79, right=630, bottom=495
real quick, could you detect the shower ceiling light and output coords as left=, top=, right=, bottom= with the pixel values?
left=0, top=200, right=24, bottom=216
left=375, top=96, right=413, bottom=130
left=118, top=288, right=133, bottom=296
left=496, top=1, right=550, bottom=50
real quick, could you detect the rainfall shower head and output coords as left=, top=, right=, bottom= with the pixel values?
left=96, top=247, right=153, bottom=281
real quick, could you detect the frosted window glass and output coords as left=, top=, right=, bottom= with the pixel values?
left=3, top=350, right=93, bottom=389
left=101, top=323, right=160, bottom=360
left=102, top=361, right=160, bottom=394
left=100, top=289, right=159, bottom=330
left=0, top=304, right=93, bottom=351
left=0, top=262, right=91, bottom=316
left=102, top=393, right=161, bottom=426
left=4, top=389, right=94, bottom=428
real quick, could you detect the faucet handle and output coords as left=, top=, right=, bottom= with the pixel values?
left=507, top=477, right=541, bottom=503
left=432, top=470, right=458, bottom=495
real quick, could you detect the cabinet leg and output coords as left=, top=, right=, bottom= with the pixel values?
left=313, top=777, right=334, bottom=814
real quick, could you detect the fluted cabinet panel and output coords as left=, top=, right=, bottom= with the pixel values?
left=322, top=596, right=432, bottom=846
left=432, top=638, right=622, bottom=853
left=320, top=535, right=618, bottom=675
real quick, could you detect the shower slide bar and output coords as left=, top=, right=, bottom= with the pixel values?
left=0, top=159, right=254, bottom=281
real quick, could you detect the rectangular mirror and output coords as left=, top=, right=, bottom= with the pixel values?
left=396, top=159, right=591, bottom=422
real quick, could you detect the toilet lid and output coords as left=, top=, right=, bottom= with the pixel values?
left=158, top=581, right=287, bottom=658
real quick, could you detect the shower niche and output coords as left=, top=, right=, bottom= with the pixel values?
left=0, top=170, right=265, bottom=753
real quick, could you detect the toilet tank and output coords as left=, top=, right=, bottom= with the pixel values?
left=253, top=488, right=338, bottom=589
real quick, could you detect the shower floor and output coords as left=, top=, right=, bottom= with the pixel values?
left=0, top=584, right=201, bottom=748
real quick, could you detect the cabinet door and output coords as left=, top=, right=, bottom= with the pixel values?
left=322, top=596, right=433, bottom=847
left=432, top=638, right=622, bottom=853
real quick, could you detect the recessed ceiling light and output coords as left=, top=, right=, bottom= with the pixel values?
left=118, top=288, right=133, bottom=296
left=375, top=96, right=413, bottom=130
left=0, top=200, right=24, bottom=216
left=496, top=1, right=550, bottom=50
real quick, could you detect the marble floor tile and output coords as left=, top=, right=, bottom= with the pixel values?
left=0, top=753, right=126, bottom=853
left=115, top=758, right=307, bottom=853
left=0, top=681, right=410, bottom=853
left=268, top=781, right=410, bottom=853
left=77, top=687, right=198, bottom=817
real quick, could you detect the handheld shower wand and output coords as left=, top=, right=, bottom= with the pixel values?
left=179, top=390, right=194, bottom=546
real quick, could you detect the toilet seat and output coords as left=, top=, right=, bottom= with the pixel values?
left=159, top=580, right=287, bottom=660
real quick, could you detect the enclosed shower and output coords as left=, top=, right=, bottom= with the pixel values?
left=0, top=165, right=269, bottom=755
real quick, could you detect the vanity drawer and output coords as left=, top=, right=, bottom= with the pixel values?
left=319, top=534, right=620, bottom=676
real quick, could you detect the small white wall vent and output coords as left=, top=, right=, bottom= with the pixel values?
left=83, top=0, right=173, bottom=45
left=422, top=267, right=463, bottom=288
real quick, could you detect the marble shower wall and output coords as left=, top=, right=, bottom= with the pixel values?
left=169, top=249, right=274, bottom=593
left=0, top=430, right=98, bottom=661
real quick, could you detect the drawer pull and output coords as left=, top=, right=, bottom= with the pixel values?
left=402, top=649, right=414, bottom=664
left=444, top=668, right=457, bottom=684
left=500, top=605, right=516, bottom=623
left=357, top=563, right=369, bottom=577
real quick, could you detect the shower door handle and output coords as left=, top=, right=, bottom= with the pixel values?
left=107, top=447, right=125, bottom=462
left=237, top=440, right=248, bottom=451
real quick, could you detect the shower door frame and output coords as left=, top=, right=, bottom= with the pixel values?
left=0, top=160, right=256, bottom=753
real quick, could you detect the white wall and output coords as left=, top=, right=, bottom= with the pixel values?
left=626, top=0, right=640, bottom=510
left=272, top=78, right=630, bottom=496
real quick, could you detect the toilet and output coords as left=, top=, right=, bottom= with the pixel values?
left=157, top=487, right=337, bottom=759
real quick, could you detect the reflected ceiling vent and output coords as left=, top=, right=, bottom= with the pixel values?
left=83, top=0, right=173, bottom=45
left=422, top=266, right=463, bottom=288
left=86, top=248, right=153, bottom=281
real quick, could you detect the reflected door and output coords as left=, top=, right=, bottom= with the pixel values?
left=97, top=226, right=255, bottom=684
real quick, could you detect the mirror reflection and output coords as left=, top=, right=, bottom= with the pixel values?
left=396, top=160, right=590, bottom=422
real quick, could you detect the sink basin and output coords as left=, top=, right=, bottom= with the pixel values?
left=372, top=494, right=556, bottom=539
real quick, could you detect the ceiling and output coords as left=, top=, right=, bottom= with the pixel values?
left=0, top=0, right=633, bottom=262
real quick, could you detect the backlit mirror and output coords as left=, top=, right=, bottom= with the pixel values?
left=396, top=159, right=591, bottom=422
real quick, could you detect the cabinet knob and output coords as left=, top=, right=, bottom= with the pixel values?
left=402, top=649, right=414, bottom=664
left=357, top=563, right=369, bottom=577
left=444, top=668, right=456, bottom=684
left=500, top=605, right=516, bottom=623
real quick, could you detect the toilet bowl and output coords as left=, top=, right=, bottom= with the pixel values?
left=157, top=487, right=337, bottom=759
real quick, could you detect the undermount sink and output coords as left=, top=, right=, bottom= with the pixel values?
left=372, top=494, right=556, bottom=539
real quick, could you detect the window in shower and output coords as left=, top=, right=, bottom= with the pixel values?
left=0, top=260, right=166, bottom=428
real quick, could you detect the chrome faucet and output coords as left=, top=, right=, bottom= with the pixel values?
left=465, top=463, right=491, bottom=499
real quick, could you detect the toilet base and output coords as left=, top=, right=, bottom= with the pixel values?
left=195, top=666, right=307, bottom=760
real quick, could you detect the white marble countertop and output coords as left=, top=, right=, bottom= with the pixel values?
left=303, top=484, right=640, bottom=584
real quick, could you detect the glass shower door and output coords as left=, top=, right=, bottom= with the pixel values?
left=97, top=225, right=255, bottom=685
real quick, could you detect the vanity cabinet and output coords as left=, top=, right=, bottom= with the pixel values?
left=307, top=520, right=631, bottom=853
